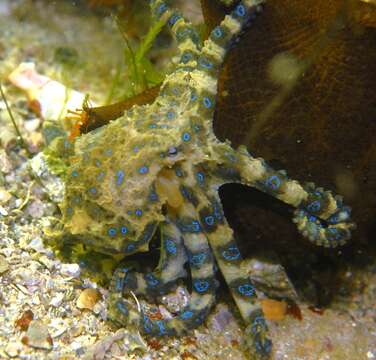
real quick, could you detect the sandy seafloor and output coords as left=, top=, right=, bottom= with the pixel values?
left=0, top=0, right=375, bottom=359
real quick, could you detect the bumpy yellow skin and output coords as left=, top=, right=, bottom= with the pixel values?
left=53, top=1, right=354, bottom=358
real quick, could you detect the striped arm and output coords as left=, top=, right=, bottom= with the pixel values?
left=149, top=0, right=201, bottom=60
left=215, top=145, right=355, bottom=247
left=199, top=192, right=272, bottom=357
left=107, top=220, right=187, bottom=326
left=141, top=227, right=217, bottom=336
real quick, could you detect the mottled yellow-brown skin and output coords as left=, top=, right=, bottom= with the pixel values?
left=53, top=1, right=354, bottom=358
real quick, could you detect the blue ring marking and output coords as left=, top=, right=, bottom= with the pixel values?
left=238, top=284, right=255, bottom=296
left=314, top=190, right=323, bottom=198
left=149, top=191, right=158, bottom=201
left=213, top=26, right=223, bottom=38
left=116, top=170, right=125, bottom=186
left=105, top=149, right=112, bottom=156
left=135, top=209, right=143, bottom=217
left=133, top=146, right=139, bottom=153
left=213, top=201, right=223, bottom=221
left=165, top=239, right=177, bottom=254
left=235, top=4, right=246, bottom=17
left=205, top=216, right=215, bottom=226
left=307, top=200, right=321, bottom=213
left=182, top=52, right=192, bottom=63
left=327, top=227, right=341, bottom=241
left=66, top=207, right=73, bottom=216
left=222, top=246, right=241, bottom=261
left=156, top=2, right=167, bottom=16
left=193, top=124, right=200, bottom=132
left=190, top=253, right=206, bottom=266
left=308, top=214, right=318, bottom=223
left=115, top=274, right=124, bottom=292
left=71, top=170, right=78, bottom=177
left=116, top=301, right=129, bottom=316
left=251, top=315, right=267, bottom=334
left=203, top=97, right=212, bottom=108
left=143, top=314, right=152, bottom=334
left=166, top=110, right=176, bottom=120
left=194, top=280, right=209, bottom=293
left=73, top=196, right=81, bottom=204
left=126, top=244, right=136, bottom=252
left=139, top=166, right=149, bottom=174
left=191, top=220, right=201, bottom=232
left=149, top=123, right=157, bottom=129
left=95, top=159, right=101, bottom=167
left=182, top=132, right=191, bottom=142
left=191, top=92, right=197, bottom=101
left=265, top=175, right=281, bottom=190
left=199, top=58, right=213, bottom=69
left=108, top=227, right=117, bottom=237
left=168, top=13, right=181, bottom=26
left=127, top=210, right=133, bottom=215
left=225, top=152, right=237, bottom=162
left=145, top=273, right=159, bottom=286
left=156, top=320, right=167, bottom=335
left=175, top=168, right=183, bottom=177
left=196, top=172, right=205, bottom=184
left=89, top=187, right=97, bottom=195
left=180, top=310, right=193, bottom=320
left=120, top=226, right=128, bottom=235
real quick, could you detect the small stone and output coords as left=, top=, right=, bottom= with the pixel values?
left=76, top=288, right=101, bottom=310
left=24, top=118, right=41, bottom=132
left=60, top=263, right=80, bottom=278
left=0, top=205, right=8, bottom=216
left=23, top=320, right=53, bottom=350
left=208, top=304, right=236, bottom=333
left=0, top=188, right=12, bottom=205
left=50, top=292, right=65, bottom=307
left=27, top=237, right=47, bottom=253
left=261, top=298, right=288, bottom=321
left=15, top=310, right=34, bottom=331
left=0, top=150, right=12, bottom=173
left=25, top=199, right=45, bottom=218
left=5, top=342, right=21, bottom=358
left=0, top=254, right=9, bottom=274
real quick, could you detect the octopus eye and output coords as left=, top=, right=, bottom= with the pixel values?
left=167, top=146, right=178, bottom=157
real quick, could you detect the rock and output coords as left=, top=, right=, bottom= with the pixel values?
left=0, top=254, right=9, bottom=274
left=26, top=237, right=47, bottom=253
left=60, top=263, right=80, bottom=278
left=261, top=298, right=287, bottom=321
left=0, top=188, right=12, bottom=205
left=49, top=292, right=65, bottom=308
left=23, top=320, right=52, bottom=350
left=25, top=199, right=45, bottom=218
left=208, top=304, right=237, bottom=333
left=76, top=288, right=101, bottom=310
left=24, top=118, right=41, bottom=132
left=82, top=330, right=125, bottom=360
left=14, top=310, right=34, bottom=331
left=4, top=342, right=21, bottom=358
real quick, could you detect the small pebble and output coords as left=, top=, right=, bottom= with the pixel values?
left=76, top=288, right=101, bottom=310
left=60, top=263, right=80, bottom=278
left=0, top=188, right=12, bottom=205
left=24, top=118, right=41, bottom=132
left=23, top=320, right=53, bottom=350
left=5, top=342, right=21, bottom=358
left=0, top=254, right=9, bottom=274
left=50, top=292, right=65, bottom=308
left=261, top=298, right=287, bottom=321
